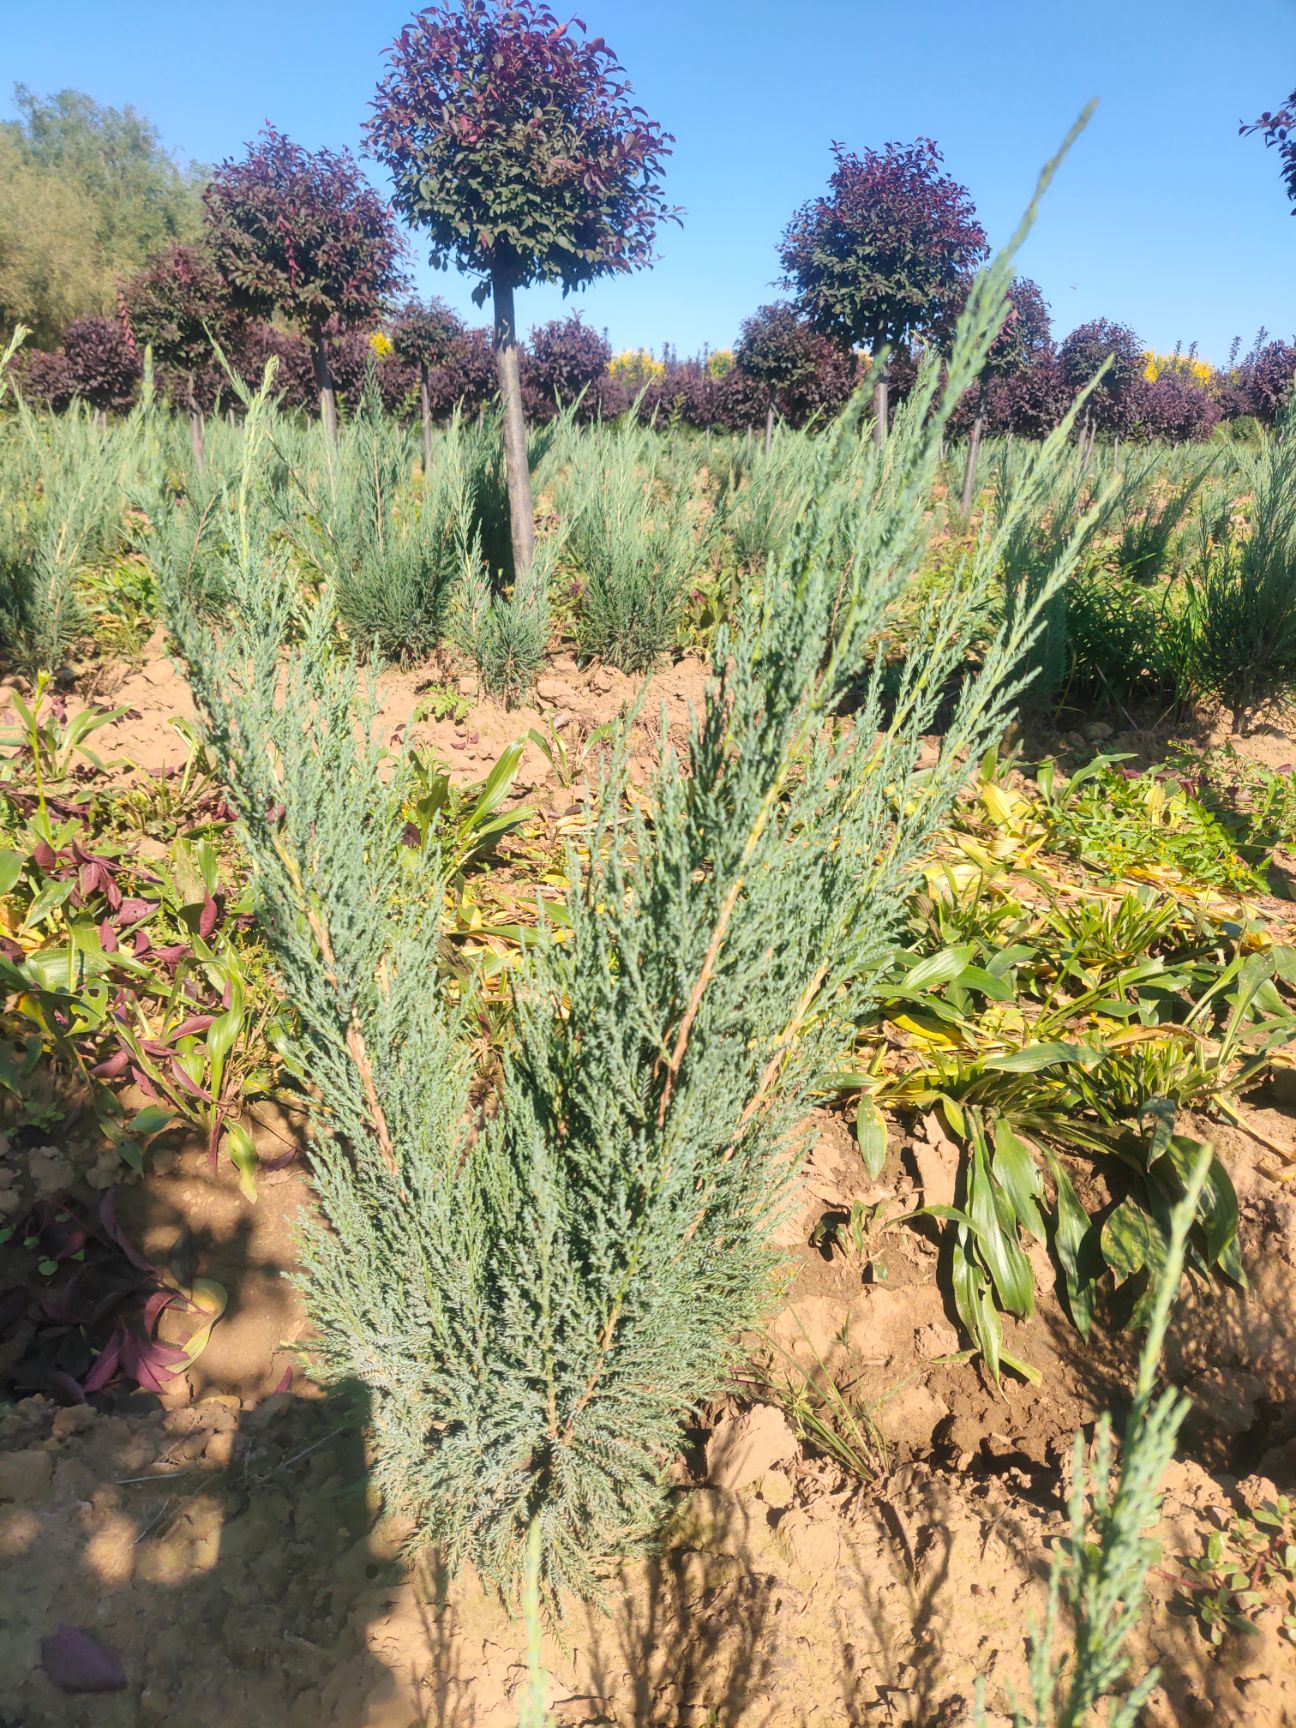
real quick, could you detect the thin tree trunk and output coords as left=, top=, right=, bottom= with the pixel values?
left=872, top=360, right=889, bottom=449
left=491, top=271, right=535, bottom=577
left=764, top=400, right=775, bottom=460
left=960, top=406, right=985, bottom=519
left=419, top=361, right=433, bottom=479
left=311, top=333, right=338, bottom=446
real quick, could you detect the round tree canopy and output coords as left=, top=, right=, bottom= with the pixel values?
left=368, top=0, right=679, bottom=302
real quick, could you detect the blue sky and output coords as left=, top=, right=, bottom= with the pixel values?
left=6, top=0, right=1295, bottom=363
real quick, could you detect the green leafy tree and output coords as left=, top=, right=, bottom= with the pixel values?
left=779, top=137, right=987, bottom=443
left=204, top=124, right=406, bottom=443
left=0, top=85, right=204, bottom=346
left=368, top=0, right=679, bottom=575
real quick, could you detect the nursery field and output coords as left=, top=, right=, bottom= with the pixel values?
left=6, top=307, right=1296, bottom=1728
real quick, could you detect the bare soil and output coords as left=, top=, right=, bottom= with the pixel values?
left=4, top=648, right=1296, bottom=1726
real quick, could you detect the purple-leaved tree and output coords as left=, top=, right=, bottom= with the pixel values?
left=778, top=138, right=987, bottom=443
left=61, top=316, right=141, bottom=416
left=390, top=296, right=469, bottom=472
left=1242, top=89, right=1296, bottom=210
left=734, top=301, right=858, bottom=452
left=368, top=0, right=679, bottom=574
left=959, top=275, right=1051, bottom=513
left=203, top=125, right=406, bottom=443
left=1059, top=318, right=1143, bottom=442
left=124, top=243, right=237, bottom=469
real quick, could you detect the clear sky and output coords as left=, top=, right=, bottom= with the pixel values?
left=5, top=0, right=1294, bottom=364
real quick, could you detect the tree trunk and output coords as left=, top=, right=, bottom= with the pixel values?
left=764, top=400, right=775, bottom=460
left=311, top=333, right=338, bottom=446
left=491, top=271, right=535, bottom=577
left=872, top=360, right=889, bottom=448
left=419, top=360, right=433, bottom=479
left=960, top=407, right=985, bottom=519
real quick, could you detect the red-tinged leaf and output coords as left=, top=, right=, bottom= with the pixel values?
left=90, top=1049, right=131, bottom=1079
left=169, top=1057, right=210, bottom=1101
left=32, top=839, right=58, bottom=870
left=171, top=1014, right=216, bottom=1040
left=141, top=1289, right=181, bottom=1332
left=198, top=893, right=219, bottom=939
left=43, top=1370, right=89, bottom=1406
left=97, top=1192, right=156, bottom=1272
left=82, top=1330, right=124, bottom=1394
left=132, top=930, right=151, bottom=956
left=40, top=1626, right=127, bottom=1693
left=117, top=897, right=155, bottom=926
left=275, top=1366, right=294, bottom=1393
left=129, top=1066, right=160, bottom=1099
left=98, top=918, right=118, bottom=953
left=120, top=1333, right=189, bottom=1392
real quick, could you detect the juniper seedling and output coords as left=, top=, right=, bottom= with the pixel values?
left=1176, top=404, right=1296, bottom=729
left=0, top=381, right=120, bottom=673
left=560, top=415, right=708, bottom=673
left=974, top=1145, right=1209, bottom=1728
left=164, top=118, right=1107, bottom=1610
left=304, top=374, right=479, bottom=663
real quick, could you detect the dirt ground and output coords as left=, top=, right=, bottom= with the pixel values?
left=5, top=646, right=1296, bottom=1727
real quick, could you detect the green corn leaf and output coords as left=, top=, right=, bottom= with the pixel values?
left=1101, top=1197, right=1154, bottom=1285
left=984, top=1041, right=1104, bottom=1074
left=1047, top=1151, right=1096, bottom=1337
left=225, top=1121, right=259, bottom=1203
left=992, top=1120, right=1046, bottom=1244
left=969, top=1131, right=1034, bottom=1317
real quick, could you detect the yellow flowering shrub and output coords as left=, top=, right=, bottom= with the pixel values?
left=370, top=330, right=395, bottom=359
left=609, top=348, right=665, bottom=386
left=706, top=348, right=734, bottom=378
left=1143, top=349, right=1213, bottom=386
